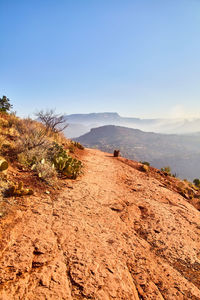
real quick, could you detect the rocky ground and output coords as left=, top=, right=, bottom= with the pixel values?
left=0, top=149, right=200, bottom=299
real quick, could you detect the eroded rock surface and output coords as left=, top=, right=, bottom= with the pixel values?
left=0, top=149, right=200, bottom=299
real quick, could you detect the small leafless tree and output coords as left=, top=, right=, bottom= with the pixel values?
left=35, top=109, right=68, bottom=134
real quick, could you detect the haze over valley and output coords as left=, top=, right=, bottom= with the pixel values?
left=65, top=112, right=200, bottom=138
left=71, top=117, right=200, bottom=181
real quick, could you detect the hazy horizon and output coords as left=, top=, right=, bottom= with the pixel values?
left=64, top=111, right=200, bottom=120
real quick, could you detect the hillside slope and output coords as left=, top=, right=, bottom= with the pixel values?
left=75, top=125, right=200, bottom=180
left=0, top=149, right=200, bottom=299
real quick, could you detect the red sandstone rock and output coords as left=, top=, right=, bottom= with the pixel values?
left=0, top=149, right=200, bottom=299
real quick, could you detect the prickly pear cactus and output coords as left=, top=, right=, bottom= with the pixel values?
left=6, top=181, right=33, bottom=197
left=0, top=157, right=8, bottom=171
left=54, top=157, right=67, bottom=171
left=62, top=158, right=82, bottom=179
left=53, top=154, right=82, bottom=179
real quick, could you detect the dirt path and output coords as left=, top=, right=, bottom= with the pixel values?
left=0, top=149, right=200, bottom=299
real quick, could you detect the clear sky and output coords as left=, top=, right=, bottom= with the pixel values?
left=1, top=0, right=200, bottom=118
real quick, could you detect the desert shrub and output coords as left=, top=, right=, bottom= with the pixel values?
left=7, top=113, right=21, bottom=128
left=0, top=173, right=10, bottom=199
left=7, top=127, right=19, bottom=137
left=0, top=160, right=9, bottom=202
left=113, top=150, right=120, bottom=157
left=140, top=161, right=150, bottom=166
left=50, top=131, right=67, bottom=146
left=17, top=152, right=31, bottom=167
left=140, top=164, right=149, bottom=172
left=15, top=120, right=55, bottom=182
left=193, top=178, right=200, bottom=188
left=4, top=116, right=83, bottom=182
left=18, top=149, right=57, bottom=184
left=0, top=140, right=13, bottom=156
left=31, top=160, right=57, bottom=184
left=17, top=145, right=50, bottom=167
left=0, top=118, right=9, bottom=128
left=68, top=144, right=75, bottom=153
left=161, top=166, right=171, bottom=176
left=15, top=119, right=47, bottom=152
left=191, top=184, right=199, bottom=191
left=71, top=141, right=84, bottom=150
left=16, top=130, right=57, bottom=183
left=17, top=137, right=82, bottom=181
left=0, top=136, right=6, bottom=149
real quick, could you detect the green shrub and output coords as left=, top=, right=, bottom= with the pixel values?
left=0, top=96, right=13, bottom=113
left=71, top=141, right=84, bottom=150
left=193, top=178, right=200, bottom=188
left=16, top=127, right=83, bottom=181
left=161, top=166, right=171, bottom=176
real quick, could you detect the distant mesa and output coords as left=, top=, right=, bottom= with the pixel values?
left=63, top=112, right=200, bottom=138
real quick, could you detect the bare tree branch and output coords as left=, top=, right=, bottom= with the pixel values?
left=15, top=118, right=47, bottom=153
left=35, top=109, right=68, bottom=133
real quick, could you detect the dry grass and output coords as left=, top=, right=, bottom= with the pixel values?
left=0, top=113, right=84, bottom=202
left=32, top=161, right=57, bottom=185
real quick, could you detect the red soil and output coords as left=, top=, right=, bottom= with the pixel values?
left=0, top=149, right=200, bottom=299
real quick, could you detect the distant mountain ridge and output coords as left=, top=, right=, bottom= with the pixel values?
left=64, top=112, right=200, bottom=138
left=75, top=125, right=200, bottom=180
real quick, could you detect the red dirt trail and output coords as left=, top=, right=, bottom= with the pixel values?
left=0, top=149, right=200, bottom=299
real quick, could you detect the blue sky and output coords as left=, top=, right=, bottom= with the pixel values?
left=1, top=0, right=200, bottom=118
